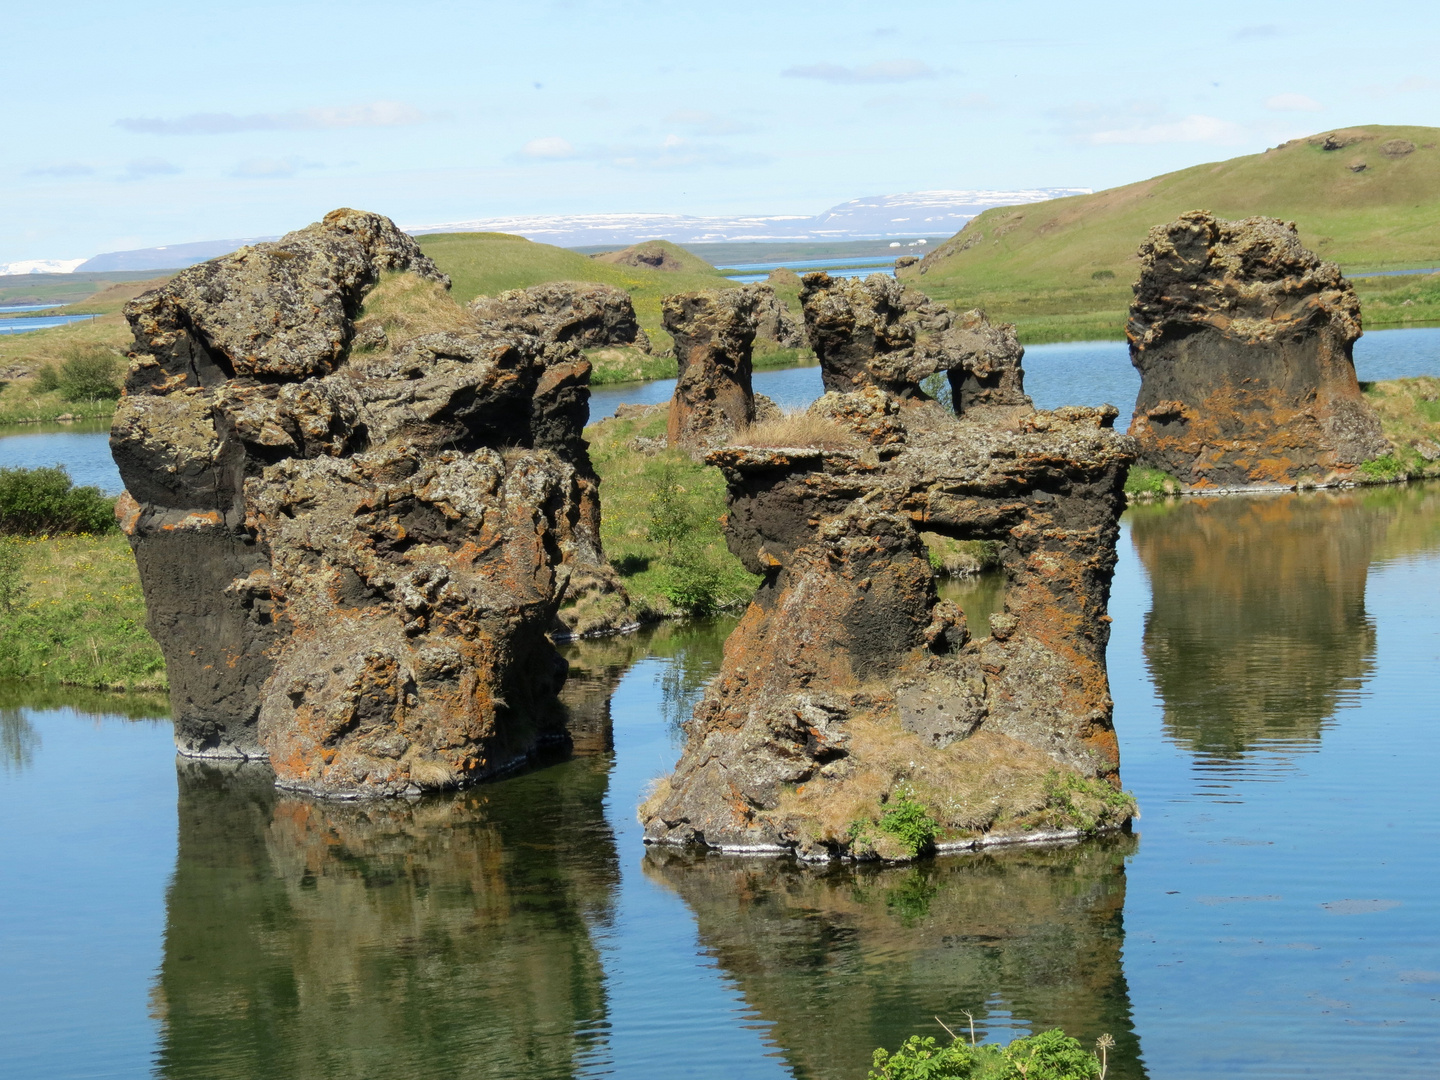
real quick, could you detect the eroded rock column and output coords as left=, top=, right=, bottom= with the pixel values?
left=1127, top=210, right=1389, bottom=489
left=662, top=288, right=762, bottom=447
left=643, top=279, right=1135, bottom=859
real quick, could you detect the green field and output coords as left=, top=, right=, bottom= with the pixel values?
left=418, top=234, right=739, bottom=354
left=905, top=125, right=1440, bottom=342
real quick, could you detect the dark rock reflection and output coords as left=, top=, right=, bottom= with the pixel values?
left=1128, top=487, right=1433, bottom=757
left=644, top=836, right=1145, bottom=1080
left=152, top=757, right=618, bottom=1080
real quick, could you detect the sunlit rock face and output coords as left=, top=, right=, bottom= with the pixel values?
left=799, top=271, right=1031, bottom=421
left=662, top=287, right=762, bottom=448
left=642, top=275, right=1136, bottom=860
left=1127, top=211, right=1390, bottom=490
left=112, top=209, right=630, bottom=794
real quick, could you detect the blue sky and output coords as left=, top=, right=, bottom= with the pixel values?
left=4, top=0, right=1438, bottom=260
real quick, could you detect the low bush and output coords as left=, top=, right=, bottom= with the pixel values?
left=1039, top=770, right=1137, bottom=834
left=851, top=790, right=940, bottom=859
left=55, top=345, right=124, bottom=401
left=0, top=466, right=117, bottom=535
left=1123, top=465, right=1181, bottom=497
left=870, top=1028, right=1109, bottom=1080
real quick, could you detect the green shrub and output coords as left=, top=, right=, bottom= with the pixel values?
left=1040, top=770, right=1136, bottom=834
left=657, top=539, right=728, bottom=615
left=644, top=460, right=697, bottom=554
left=0, top=467, right=117, bottom=535
left=33, top=365, right=60, bottom=394
left=1123, top=465, right=1180, bottom=496
left=1358, top=451, right=1429, bottom=482
left=1090, top=269, right=1116, bottom=281
left=879, top=791, right=939, bottom=856
left=56, top=345, right=123, bottom=401
left=870, top=1028, right=1104, bottom=1080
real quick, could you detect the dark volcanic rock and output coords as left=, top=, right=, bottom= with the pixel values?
left=113, top=209, right=622, bottom=791
left=662, top=287, right=762, bottom=447
left=1127, top=210, right=1390, bottom=489
left=750, top=283, right=805, bottom=349
left=643, top=295, right=1136, bottom=857
left=469, top=281, right=652, bottom=353
left=799, top=272, right=1031, bottom=418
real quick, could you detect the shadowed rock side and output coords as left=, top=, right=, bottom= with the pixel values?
left=1127, top=211, right=1389, bottom=490
left=799, top=271, right=1031, bottom=421
left=644, top=838, right=1145, bottom=1080
left=643, top=276, right=1136, bottom=859
left=153, top=759, right=614, bottom=1080
left=1132, top=484, right=1440, bottom=757
left=112, top=208, right=630, bottom=794
left=663, top=286, right=761, bottom=447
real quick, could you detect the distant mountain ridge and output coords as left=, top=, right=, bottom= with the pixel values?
left=50, top=188, right=1088, bottom=274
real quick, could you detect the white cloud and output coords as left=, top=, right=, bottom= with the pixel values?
left=117, top=101, right=427, bottom=135
left=122, top=157, right=181, bottom=180
left=519, top=135, right=766, bottom=171
left=664, top=109, right=754, bottom=136
left=782, top=59, right=936, bottom=84
left=1084, top=114, right=1249, bottom=146
left=1265, top=93, right=1323, bottom=112
left=230, top=157, right=322, bottom=179
left=26, top=163, right=96, bottom=179
left=522, top=136, right=578, bottom=159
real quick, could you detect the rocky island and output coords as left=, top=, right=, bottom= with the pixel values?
left=111, top=209, right=634, bottom=795
left=641, top=272, right=1137, bottom=859
left=1127, top=210, right=1390, bottom=490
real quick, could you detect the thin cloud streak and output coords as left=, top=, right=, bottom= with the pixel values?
left=117, top=101, right=427, bottom=135
left=782, top=59, right=936, bottom=84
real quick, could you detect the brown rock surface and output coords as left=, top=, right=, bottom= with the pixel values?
left=112, top=209, right=623, bottom=793
left=799, top=272, right=1031, bottom=418
left=591, top=240, right=685, bottom=272
left=468, top=281, right=652, bottom=353
left=1127, top=210, right=1389, bottom=489
left=643, top=297, right=1136, bottom=859
left=663, top=286, right=762, bottom=447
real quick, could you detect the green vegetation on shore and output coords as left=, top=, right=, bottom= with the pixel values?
left=0, top=532, right=164, bottom=692
left=904, top=125, right=1440, bottom=342
left=586, top=406, right=758, bottom=617
left=418, top=233, right=740, bottom=354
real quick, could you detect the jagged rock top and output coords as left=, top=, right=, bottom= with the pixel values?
left=469, top=281, right=649, bottom=351
left=125, top=209, right=449, bottom=385
left=1127, top=210, right=1361, bottom=352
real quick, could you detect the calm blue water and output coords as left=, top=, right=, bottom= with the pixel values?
left=5, top=325, right=1439, bottom=502
left=2, top=484, right=1438, bottom=1078
left=0, top=314, right=99, bottom=335
left=0, top=304, right=62, bottom=313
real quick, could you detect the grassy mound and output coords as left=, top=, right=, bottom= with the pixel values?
left=907, top=125, right=1440, bottom=341
left=417, top=231, right=740, bottom=354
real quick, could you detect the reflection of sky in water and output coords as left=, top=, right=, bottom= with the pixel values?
left=2, top=484, right=1439, bottom=1077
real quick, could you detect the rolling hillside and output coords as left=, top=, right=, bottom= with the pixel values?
left=905, top=125, right=1440, bottom=342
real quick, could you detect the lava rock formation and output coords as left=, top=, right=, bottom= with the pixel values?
left=112, top=209, right=630, bottom=794
left=642, top=273, right=1136, bottom=860
left=1127, top=210, right=1390, bottom=489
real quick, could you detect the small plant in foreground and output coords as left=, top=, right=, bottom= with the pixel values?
left=870, top=1026, right=1106, bottom=1079
left=851, top=790, right=940, bottom=858
left=1040, top=770, right=1136, bottom=834
left=55, top=345, right=123, bottom=401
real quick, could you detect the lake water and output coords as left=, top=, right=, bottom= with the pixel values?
left=2, top=482, right=1438, bottom=1079
left=8, top=325, right=1440, bottom=499
left=0, top=314, right=99, bottom=335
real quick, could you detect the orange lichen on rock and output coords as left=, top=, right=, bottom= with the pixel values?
left=1126, top=210, right=1390, bottom=490
left=111, top=208, right=636, bottom=792
left=642, top=274, right=1136, bottom=860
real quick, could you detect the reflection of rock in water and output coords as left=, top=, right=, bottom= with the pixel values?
left=644, top=836, right=1144, bottom=1080
left=0, top=710, right=38, bottom=772
left=153, top=757, right=617, bottom=1080
left=1132, top=491, right=1393, bottom=756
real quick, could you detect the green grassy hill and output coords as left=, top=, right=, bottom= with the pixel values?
left=906, top=125, right=1440, bottom=342
left=417, top=232, right=737, bottom=350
